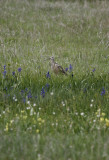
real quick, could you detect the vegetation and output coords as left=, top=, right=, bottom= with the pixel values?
left=0, top=0, right=109, bottom=159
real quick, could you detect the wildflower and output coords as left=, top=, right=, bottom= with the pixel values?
left=69, top=64, right=73, bottom=72
left=4, top=123, right=9, bottom=132
left=100, top=117, right=104, bottom=122
left=62, top=101, right=65, bottom=106
left=36, top=129, right=39, bottom=133
left=72, top=74, right=74, bottom=77
left=101, top=88, right=105, bottom=96
left=41, top=87, right=45, bottom=98
left=39, top=107, right=41, bottom=110
left=93, top=120, right=96, bottom=123
left=92, top=68, right=96, bottom=72
left=38, top=118, right=42, bottom=121
left=90, top=104, right=93, bottom=107
left=33, top=103, right=36, bottom=107
left=3, top=70, right=6, bottom=76
left=4, top=65, right=6, bottom=70
left=13, top=96, right=15, bottom=100
left=67, top=108, right=70, bottom=111
left=18, top=67, right=22, bottom=72
left=65, top=68, right=68, bottom=72
left=27, top=101, right=30, bottom=104
left=53, top=112, right=55, bottom=115
left=26, top=107, right=30, bottom=110
left=50, top=92, right=54, bottom=96
left=12, top=72, right=15, bottom=76
left=101, top=113, right=105, bottom=116
left=15, top=99, right=17, bottom=102
left=80, top=112, right=84, bottom=116
left=91, top=99, right=94, bottom=102
left=46, top=71, right=50, bottom=79
left=27, top=92, right=32, bottom=99
left=105, top=119, right=109, bottom=127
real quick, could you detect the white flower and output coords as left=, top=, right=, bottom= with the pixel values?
left=90, top=104, right=93, bottom=107
left=50, top=92, right=54, bottom=96
left=75, top=112, right=78, bottom=115
left=56, top=122, right=58, bottom=126
left=62, top=101, right=65, bottom=106
left=15, top=99, right=17, bottom=102
left=93, top=120, right=96, bottom=123
left=27, top=101, right=30, bottom=104
left=91, top=99, right=94, bottom=102
left=52, top=123, right=54, bottom=126
left=3, top=111, right=5, bottom=114
left=33, top=103, right=36, bottom=107
left=80, top=112, right=84, bottom=116
left=13, top=97, right=15, bottom=100
left=26, top=107, right=30, bottom=110
left=53, top=112, right=55, bottom=115
left=39, top=107, right=41, bottom=110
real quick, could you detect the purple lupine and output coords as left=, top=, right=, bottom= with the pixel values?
left=69, top=64, right=73, bottom=72
left=41, top=87, right=45, bottom=98
left=18, top=67, right=22, bottom=72
left=46, top=71, right=50, bottom=79
left=101, top=88, right=105, bottom=96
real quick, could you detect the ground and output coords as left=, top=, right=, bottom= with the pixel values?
left=0, top=0, right=109, bottom=159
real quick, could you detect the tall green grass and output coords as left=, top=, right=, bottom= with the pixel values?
left=0, top=0, right=109, bottom=159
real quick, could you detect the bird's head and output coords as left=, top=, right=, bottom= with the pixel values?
left=49, top=56, right=55, bottom=62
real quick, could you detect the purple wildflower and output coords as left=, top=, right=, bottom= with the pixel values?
left=101, top=88, right=105, bottom=96
left=27, top=91, right=32, bottom=99
left=12, top=72, right=15, bottom=76
left=18, top=67, right=22, bottom=72
left=3, top=70, right=6, bottom=77
left=65, top=68, right=68, bottom=72
left=92, top=68, right=96, bottom=72
left=46, top=71, right=50, bottom=79
left=4, top=65, right=6, bottom=70
left=41, top=87, right=45, bottom=98
left=69, top=64, right=73, bottom=72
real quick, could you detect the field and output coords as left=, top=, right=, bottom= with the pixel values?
left=0, top=0, right=109, bottom=159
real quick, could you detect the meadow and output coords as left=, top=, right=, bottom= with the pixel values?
left=0, top=0, right=109, bottom=159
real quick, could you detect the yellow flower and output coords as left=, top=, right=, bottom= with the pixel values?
left=36, top=129, right=39, bottom=133
left=101, top=113, right=105, bottom=116
left=105, top=118, right=109, bottom=127
left=100, top=117, right=104, bottom=122
left=21, top=110, right=25, bottom=113
left=5, top=123, right=9, bottom=132
left=42, top=120, right=45, bottom=123
left=37, top=118, right=42, bottom=122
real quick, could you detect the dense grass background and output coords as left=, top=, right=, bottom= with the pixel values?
left=0, top=0, right=109, bottom=159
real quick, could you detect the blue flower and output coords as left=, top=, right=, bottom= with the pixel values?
left=12, top=72, right=15, bottom=76
left=41, top=87, right=45, bottom=98
left=65, top=68, right=68, bottom=72
left=69, top=64, right=73, bottom=72
left=4, top=65, right=6, bottom=70
left=92, top=68, right=96, bottom=72
left=101, top=88, right=105, bottom=96
left=46, top=71, right=50, bottom=79
left=27, top=91, right=32, bottom=99
left=18, top=67, right=22, bottom=72
left=3, top=70, right=6, bottom=76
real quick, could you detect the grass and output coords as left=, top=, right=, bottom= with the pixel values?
left=0, top=0, right=109, bottom=159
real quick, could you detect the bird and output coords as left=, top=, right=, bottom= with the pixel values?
left=49, top=56, right=67, bottom=75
